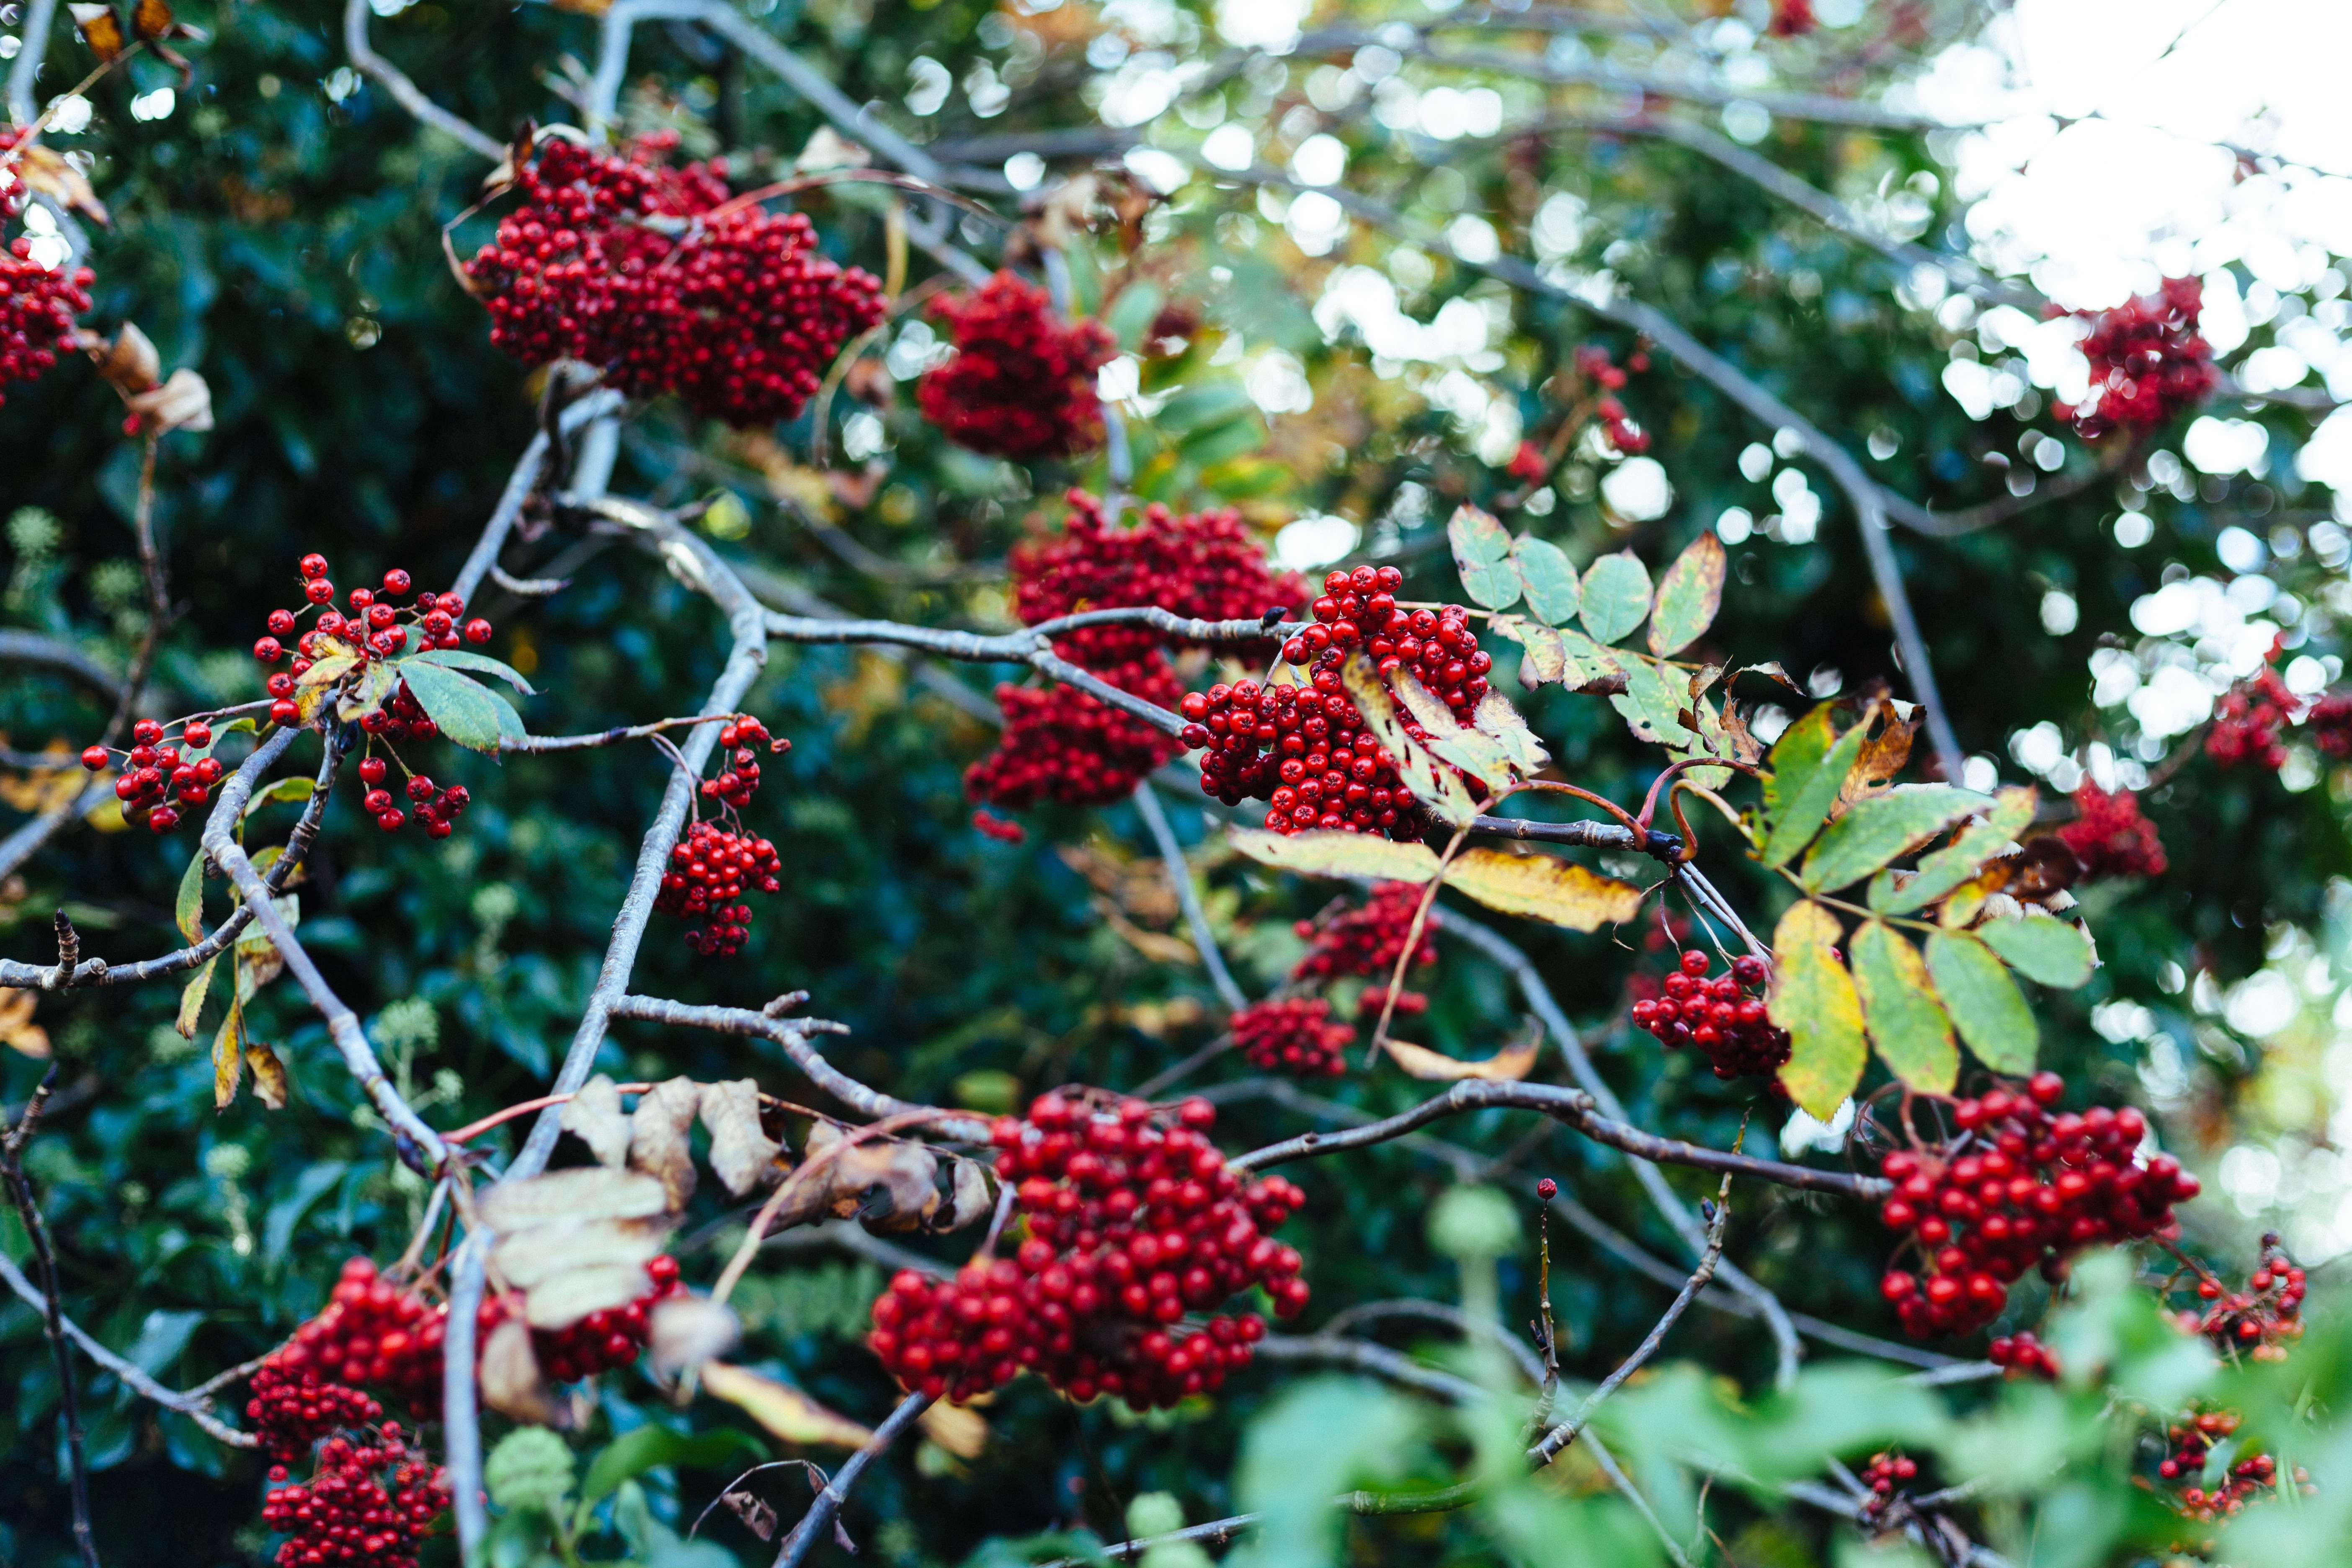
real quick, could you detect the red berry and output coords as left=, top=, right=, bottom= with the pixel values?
left=270, top=699, right=301, bottom=726
left=299, top=553, right=330, bottom=578
left=463, top=619, right=493, bottom=644
left=80, top=745, right=108, bottom=771
left=382, top=569, right=412, bottom=596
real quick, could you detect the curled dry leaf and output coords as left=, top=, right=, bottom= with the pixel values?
left=523, top=1263, right=655, bottom=1331
left=794, top=126, right=872, bottom=173
left=67, top=3, right=124, bottom=60
left=0, top=988, right=52, bottom=1059
left=490, top=1215, right=671, bottom=1291
left=629, top=1075, right=701, bottom=1209
left=245, top=1039, right=290, bottom=1109
left=648, top=1294, right=742, bottom=1376
left=699, top=1078, right=784, bottom=1197
left=477, top=1166, right=673, bottom=1232
left=700, top=1361, right=876, bottom=1448
left=1382, top=1035, right=1539, bottom=1082
left=129, top=0, right=176, bottom=41
left=481, top=1316, right=570, bottom=1427
left=559, top=1073, right=632, bottom=1169
left=720, top=1490, right=779, bottom=1543
left=126, top=368, right=214, bottom=436
left=77, top=321, right=159, bottom=393
left=17, top=146, right=109, bottom=227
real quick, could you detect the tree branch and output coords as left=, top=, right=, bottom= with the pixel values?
left=3, top=1071, right=100, bottom=1568
left=449, top=387, right=627, bottom=606
left=0, top=630, right=121, bottom=698
left=1131, top=782, right=1247, bottom=1011
left=342, top=0, right=505, bottom=160
left=772, top=1390, right=935, bottom=1568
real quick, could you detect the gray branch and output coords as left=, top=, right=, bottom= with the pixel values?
left=0, top=630, right=121, bottom=697
left=342, top=0, right=505, bottom=161
left=1131, top=782, right=1247, bottom=1011
left=449, top=387, right=627, bottom=606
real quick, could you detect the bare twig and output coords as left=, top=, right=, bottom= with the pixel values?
left=772, top=1390, right=935, bottom=1568
left=0, top=630, right=121, bottom=697
left=449, top=388, right=627, bottom=606
left=1131, top=782, right=1247, bottom=1011
left=342, top=0, right=504, bottom=160
left=5, top=1071, right=101, bottom=1567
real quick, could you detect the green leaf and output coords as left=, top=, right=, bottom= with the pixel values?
left=1442, top=848, right=1643, bottom=931
left=395, top=660, right=506, bottom=754
left=1647, top=531, right=1726, bottom=657
left=1104, top=280, right=1166, bottom=350
left=1228, top=826, right=1442, bottom=883
left=1178, top=414, right=1265, bottom=469
left=1509, top=535, right=1579, bottom=626
left=1978, top=913, right=2097, bottom=989
left=1800, top=784, right=1991, bottom=893
left=405, top=647, right=536, bottom=696
left=176, top=956, right=216, bottom=1040
left=575, top=1424, right=768, bottom=1521
left=175, top=850, right=205, bottom=945
left=1392, top=667, right=1518, bottom=782
left=1578, top=550, right=1652, bottom=646
left=1609, top=655, right=1697, bottom=749
left=1446, top=505, right=1519, bottom=611
left=294, top=652, right=358, bottom=689
left=1488, top=616, right=1624, bottom=691
left=485, top=687, right=527, bottom=745
left=1851, top=920, right=1957, bottom=1093
left=1759, top=704, right=1834, bottom=827
left=1342, top=652, right=1479, bottom=827
left=1155, top=381, right=1253, bottom=434
left=1925, top=931, right=2037, bottom=1074
left=1760, top=713, right=1867, bottom=867
left=1872, top=786, right=2038, bottom=913
left=1769, top=900, right=1866, bottom=1119
left=241, top=777, right=316, bottom=821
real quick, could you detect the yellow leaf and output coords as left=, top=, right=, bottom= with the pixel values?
left=1383, top=1035, right=1538, bottom=1081
left=1769, top=900, right=1867, bottom=1120
left=0, top=988, right=52, bottom=1059
left=701, top=1361, right=877, bottom=1448
left=920, top=1401, right=989, bottom=1460
left=212, top=1000, right=244, bottom=1109
left=1442, top=847, right=1643, bottom=931
left=1341, top=652, right=1478, bottom=826
left=1226, top=825, right=1442, bottom=883
left=245, top=1039, right=290, bottom=1109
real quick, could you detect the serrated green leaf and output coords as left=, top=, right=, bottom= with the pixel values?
left=1609, top=655, right=1697, bottom=749
left=176, top=956, right=215, bottom=1040
left=396, top=660, right=506, bottom=754
left=1800, top=785, right=1991, bottom=893
left=175, top=850, right=205, bottom=946
left=1978, top=913, right=2097, bottom=989
left=1442, top=848, right=1643, bottom=931
left=1491, top=616, right=1625, bottom=691
left=1578, top=551, right=1652, bottom=646
left=1228, top=826, right=1442, bottom=883
left=406, top=647, right=536, bottom=696
left=1769, top=900, right=1866, bottom=1120
left=1509, top=535, right=1579, bottom=626
left=1648, top=531, right=1727, bottom=657
left=1104, top=280, right=1165, bottom=350
left=1393, top=667, right=1518, bottom=782
left=1342, top=652, right=1479, bottom=828
left=1851, top=920, right=1957, bottom=1093
left=1924, top=931, right=2037, bottom=1074
left=1471, top=691, right=1550, bottom=776
left=241, top=776, right=316, bottom=821
left=1761, top=714, right=1867, bottom=867
left=1447, top=505, right=1519, bottom=611
left=1872, top=787, right=2038, bottom=913
left=1760, top=705, right=1833, bottom=825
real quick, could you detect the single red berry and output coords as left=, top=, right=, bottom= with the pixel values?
left=406, top=776, right=435, bottom=802
left=183, top=721, right=211, bottom=748
left=254, top=637, right=283, bottom=663
left=463, top=618, right=493, bottom=644
left=358, top=757, right=387, bottom=785
left=376, top=808, right=406, bottom=832
left=133, top=719, right=165, bottom=746
left=304, top=578, right=336, bottom=604
left=299, top=553, right=330, bottom=578
left=382, top=568, right=413, bottom=596
left=270, top=698, right=300, bottom=726
left=80, top=744, right=108, bottom=770
left=1537, top=1177, right=1558, bottom=1201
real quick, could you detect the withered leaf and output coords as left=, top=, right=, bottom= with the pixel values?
left=559, top=1074, right=631, bottom=1169
left=212, top=1000, right=244, bottom=1109
left=2012, top=836, right=2084, bottom=900
left=699, top=1078, right=783, bottom=1197
left=1383, top=1035, right=1540, bottom=1082
left=794, top=126, right=872, bottom=173
left=1832, top=701, right=1919, bottom=815
left=700, top=1361, right=874, bottom=1447
left=648, top=1294, right=740, bottom=1376
left=764, top=1122, right=941, bottom=1234
left=67, top=3, right=124, bottom=60
left=721, top=1490, right=779, bottom=1543
left=129, top=0, right=173, bottom=41
left=939, top=1158, right=994, bottom=1233
left=245, top=1039, right=289, bottom=1109
left=0, top=988, right=52, bottom=1059
left=17, top=146, right=109, bottom=227
left=77, top=321, right=158, bottom=392
left=522, top=1263, right=652, bottom=1330
left=628, top=1075, right=700, bottom=1209
left=481, top=1316, right=570, bottom=1426
left=126, top=367, right=214, bottom=436
left=478, top=1167, right=671, bottom=1233
left=919, top=1401, right=988, bottom=1460
left=490, top=1215, right=671, bottom=1289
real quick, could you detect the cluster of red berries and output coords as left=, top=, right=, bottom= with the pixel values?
left=2180, top=1235, right=2305, bottom=1359
left=968, top=493, right=1298, bottom=811
left=867, top=1092, right=1308, bottom=1409
left=1289, top=880, right=1437, bottom=1019
left=257, top=553, right=489, bottom=717
left=1233, top=997, right=1355, bottom=1076
left=1856, top=1451, right=1919, bottom=1524
left=1875, top=1075, right=2201, bottom=1341
left=2205, top=661, right=2299, bottom=770
left=260, top=1428, right=450, bottom=1568
left=2305, top=691, right=2352, bottom=758
left=1986, top=1329, right=2061, bottom=1381
left=2056, top=278, right=2218, bottom=439
left=698, top=714, right=784, bottom=810
left=464, top=132, right=885, bottom=428
left=2058, top=781, right=2167, bottom=880
left=971, top=808, right=1028, bottom=843
left=0, top=239, right=93, bottom=405
left=916, top=270, right=1116, bottom=460
left=355, top=757, right=471, bottom=841
left=1571, top=343, right=1650, bottom=453
left=482, top=1253, right=685, bottom=1382
left=80, top=716, right=224, bottom=834
left=1630, top=951, right=1791, bottom=1081
left=1185, top=676, right=1430, bottom=840
left=656, top=819, right=783, bottom=958
left=2157, top=1410, right=2282, bottom=1521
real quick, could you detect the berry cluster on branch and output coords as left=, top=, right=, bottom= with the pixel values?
left=867, top=1091, right=1307, bottom=1409
left=2179, top=1234, right=2305, bottom=1358
left=2157, top=1409, right=2287, bottom=1522
left=0, top=240, right=94, bottom=406
left=2056, top=278, right=2218, bottom=440
left=463, top=132, right=885, bottom=428
left=1856, top=1450, right=1919, bottom=1524
left=81, top=716, right=225, bottom=835
left=1631, top=950, right=1791, bottom=1081
left=1986, top=1329, right=2061, bottom=1381
left=260, top=1428, right=450, bottom=1568
left=1875, top=1075, right=2200, bottom=1340
left=655, top=717, right=787, bottom=957
left=1290, top=879, right=1437, bottom=1020
left=2205, top=659, right=2299, bottom=770
left=916, top=270, right=1116, bottom=459
left=1232, top=996, right=1355, bottom=1076
left=2058, top=782, right=2167, bottom=880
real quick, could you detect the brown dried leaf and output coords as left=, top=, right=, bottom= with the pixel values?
left=0, top=988, right=52, bottom=1059
left=126, top=367, right=214, bottom=436
left=629, top=1075, right=700, bottom=1209
left=17, top=145, right=108, bottom=227
left=67, top=3, right=124, bottom=60
left=1383, top=1036, right=1539, bottom=1082
left=560, top=1074, right=632, bottom=1169
left=481, top=1316, right=570, bottom=1426
left=648, top=1294, right=741, bottom=1376
left=1718, top=702, right=1766, bottom=767
left=491, top=1215, right=671, bottom=1289
left=211, top=1001, right=243, bottom=1109
left=701, top=1361, right=875, bottom=1447
left=1832, top=702, right=1918, bottom=815
left=699, top=1079, right=784, bottom=1197
left=937, top=1158, right=995, bottom=1233
left=2012, top=836, right=2084, bottom=900
left=777, top=1123, right=942, bottom=1233
left=129, top=0, right=173, bottom=41
left=721, top=1489, right=779, bottom=1542
left=245, top=1039, right=289, bottom=1109
left=522, top=1263, right=653, bottom=1330
left=75, top=321, right=158, bottom=393
left=477, top=1167, right=673, bottom=1233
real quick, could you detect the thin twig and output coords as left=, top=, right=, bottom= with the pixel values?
left=772, top=1390, right=936, bottom=1568
left=5, top=1070, right=102, bottom=1568
left=1131, top=782, right=1246, bottom=1011
left=342, top=0, right=504, bottom=160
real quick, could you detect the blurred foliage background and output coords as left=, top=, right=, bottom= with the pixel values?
left=4, top=0, right=2352, bottom=1563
